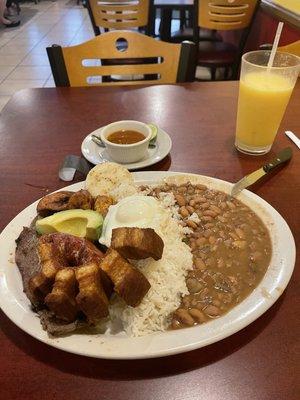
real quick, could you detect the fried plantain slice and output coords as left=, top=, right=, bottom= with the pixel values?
left=93, top=195, right=114, bottom=217
left=45, top=268, right=78, bottom=322
left=37, top=191, right=74, bottom=217
left=68, top=190, right=93, bottom=210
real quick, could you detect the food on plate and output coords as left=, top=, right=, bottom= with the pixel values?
left=75, top=263, right=110, bottom=323
left=37, top=191, right=74, bottom=216
left=94, top=195, right=115, bottom=217
left=107, top=130, right=146, bottom=145
left=15, top=227, right=41, bottom=305
left=14, top=162, right=272, bottom=338
left=148, top=123, right=158, bottom=146
left=99, top=195, right=165, bottom=247
left=100, top=248, right=151, bottom=307
left=68, top=189, right=93, bottom=210
left=148, top=179, right=272, bottom=329
left=45, top=268, right=78, bottom=322
left=111, top=227, right=164, bottom=260
left=27, top=232, right=105, bottom=306
left=85, top=162, right=135, bottom=198
left=36, top=209, right=103, bottom=241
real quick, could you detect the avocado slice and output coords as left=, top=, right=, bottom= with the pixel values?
left=36, top=209, right=103, bottom=241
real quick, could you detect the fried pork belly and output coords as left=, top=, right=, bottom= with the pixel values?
left=37, top=191, right=74, bottom=217
left=111, top=227, right=164, bottom=261
left=28, top=232, right=108, bottom=307
left=28, top=241, right=68, bottom=305
left=45, top=268, right=78, bottom=322
left=93, top=195, right=114, bottom=216
left=100, top=249, right=150, bottom=307
left=68, top=190, right=93, bottom=210
left=75, top=263, right=109, bottom=323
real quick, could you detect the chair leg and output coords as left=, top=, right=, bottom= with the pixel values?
left=224, top=67, right=230, bottom=80
left=179, top=10, right=185, bottom=29
left=159, top=9, right=172, bottom=41
left=211, top=67, right=216, bottom=81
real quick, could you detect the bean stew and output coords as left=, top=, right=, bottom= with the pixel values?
left=150, top=182, right=272, bottom=330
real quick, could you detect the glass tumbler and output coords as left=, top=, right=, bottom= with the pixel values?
left=235, top=50, right=300, bottom=155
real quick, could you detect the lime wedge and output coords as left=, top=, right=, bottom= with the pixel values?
left=148, top=123, right=158, bottom=145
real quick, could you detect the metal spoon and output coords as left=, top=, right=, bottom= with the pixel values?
left=91, top=134, right=157, bottom=148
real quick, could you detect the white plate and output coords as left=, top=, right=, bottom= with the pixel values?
left=0, top=172, right=296, bottom=359
left=81, top=127, right=172, bottom=170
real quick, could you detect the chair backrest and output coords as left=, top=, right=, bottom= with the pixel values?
left=197, top=0, right=259, bottom=31
left=47, top=31, right=196, bottom=87
left=279, top=40, right=300, bottom=58
left=86, top=0, right=150, bottom=36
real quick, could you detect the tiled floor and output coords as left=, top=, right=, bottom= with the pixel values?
left=0, top=0, right=211, bottom=113
left=0, top=0, right=94, bottom=111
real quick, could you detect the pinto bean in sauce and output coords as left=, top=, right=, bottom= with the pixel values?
left=150, top=182, right=272, bottom=329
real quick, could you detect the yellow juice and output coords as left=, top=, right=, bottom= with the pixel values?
left=235, top=71, right=294, bottom=149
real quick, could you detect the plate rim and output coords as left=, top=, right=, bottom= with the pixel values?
left=81, top=126, right=172, bottom=170
left=0, top=171, right=296, bottom=359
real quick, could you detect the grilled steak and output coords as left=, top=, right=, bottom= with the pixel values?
left=15, top=227, right=41, bottom=306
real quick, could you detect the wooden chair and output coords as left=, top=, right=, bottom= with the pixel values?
left=46, top=31, right=196, bottom=87
left=86, top=0, right=153, bottom=37
left=194, top=0, right=260, bottom=80
left=277, top=40, right=300, bottom=58
left=260, top=40, right=300, bottom=58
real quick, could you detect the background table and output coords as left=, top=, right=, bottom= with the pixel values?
left=153, top=0, right=194, bottom=39
left=0, top=82, right=299, bottom=400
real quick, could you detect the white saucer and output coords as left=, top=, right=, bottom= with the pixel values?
left=81, top=126, right=172, bottom=170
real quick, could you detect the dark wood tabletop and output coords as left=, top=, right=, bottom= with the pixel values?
left=0, top=82, right=299, bottom=400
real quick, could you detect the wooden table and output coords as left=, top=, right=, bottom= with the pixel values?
left=0, top=82, right=299, bottom=400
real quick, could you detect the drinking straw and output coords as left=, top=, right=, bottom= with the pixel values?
left=267, top=21, right=284, bottom=70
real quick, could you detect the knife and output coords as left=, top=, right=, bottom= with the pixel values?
left=231, top=147, right=292, bottom=197
left=285, top=131, right=300, bottom=150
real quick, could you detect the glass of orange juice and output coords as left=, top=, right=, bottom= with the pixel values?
left=235, top=50, right=300, bottom=155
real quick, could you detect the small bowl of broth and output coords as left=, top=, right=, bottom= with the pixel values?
left=100, top=120, right=152, bottom=163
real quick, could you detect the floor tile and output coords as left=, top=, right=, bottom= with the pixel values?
left=0, top=44, right=33, bottom=57
left=20, top=53, right=50, bottom=66
left=0, top=54, right=25, bottom=66
left=0, top=79, right=46, bottom=95
left=0, top=95, right=11, bottom=112
left=195, top=67, right=213, bottom=81
left=0, top=65, right=15, bottom=81
left=7, top=37, right=41, bottom=47
left=0, top=38, right=11, bottom=47
left=29, top=43, right=52, bottom=55
left=7, top=65, right=51, bottom=80
left=44, top=75, right=55, bottom=87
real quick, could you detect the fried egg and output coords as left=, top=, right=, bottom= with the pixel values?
left=99, top=195, right=165, bottom=247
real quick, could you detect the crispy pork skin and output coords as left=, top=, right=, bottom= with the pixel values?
left=75, top=263, right=109, bottom=323
left=111, top=227, right=164, bottom=260
left=45, top=268, right=78, bottom=322
left=100, top=249, right=151, bottom=307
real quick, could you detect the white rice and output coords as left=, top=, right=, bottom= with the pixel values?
left=107, top=189, right=193, bottom=337
left=110, top=182, right=138, bottom=201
